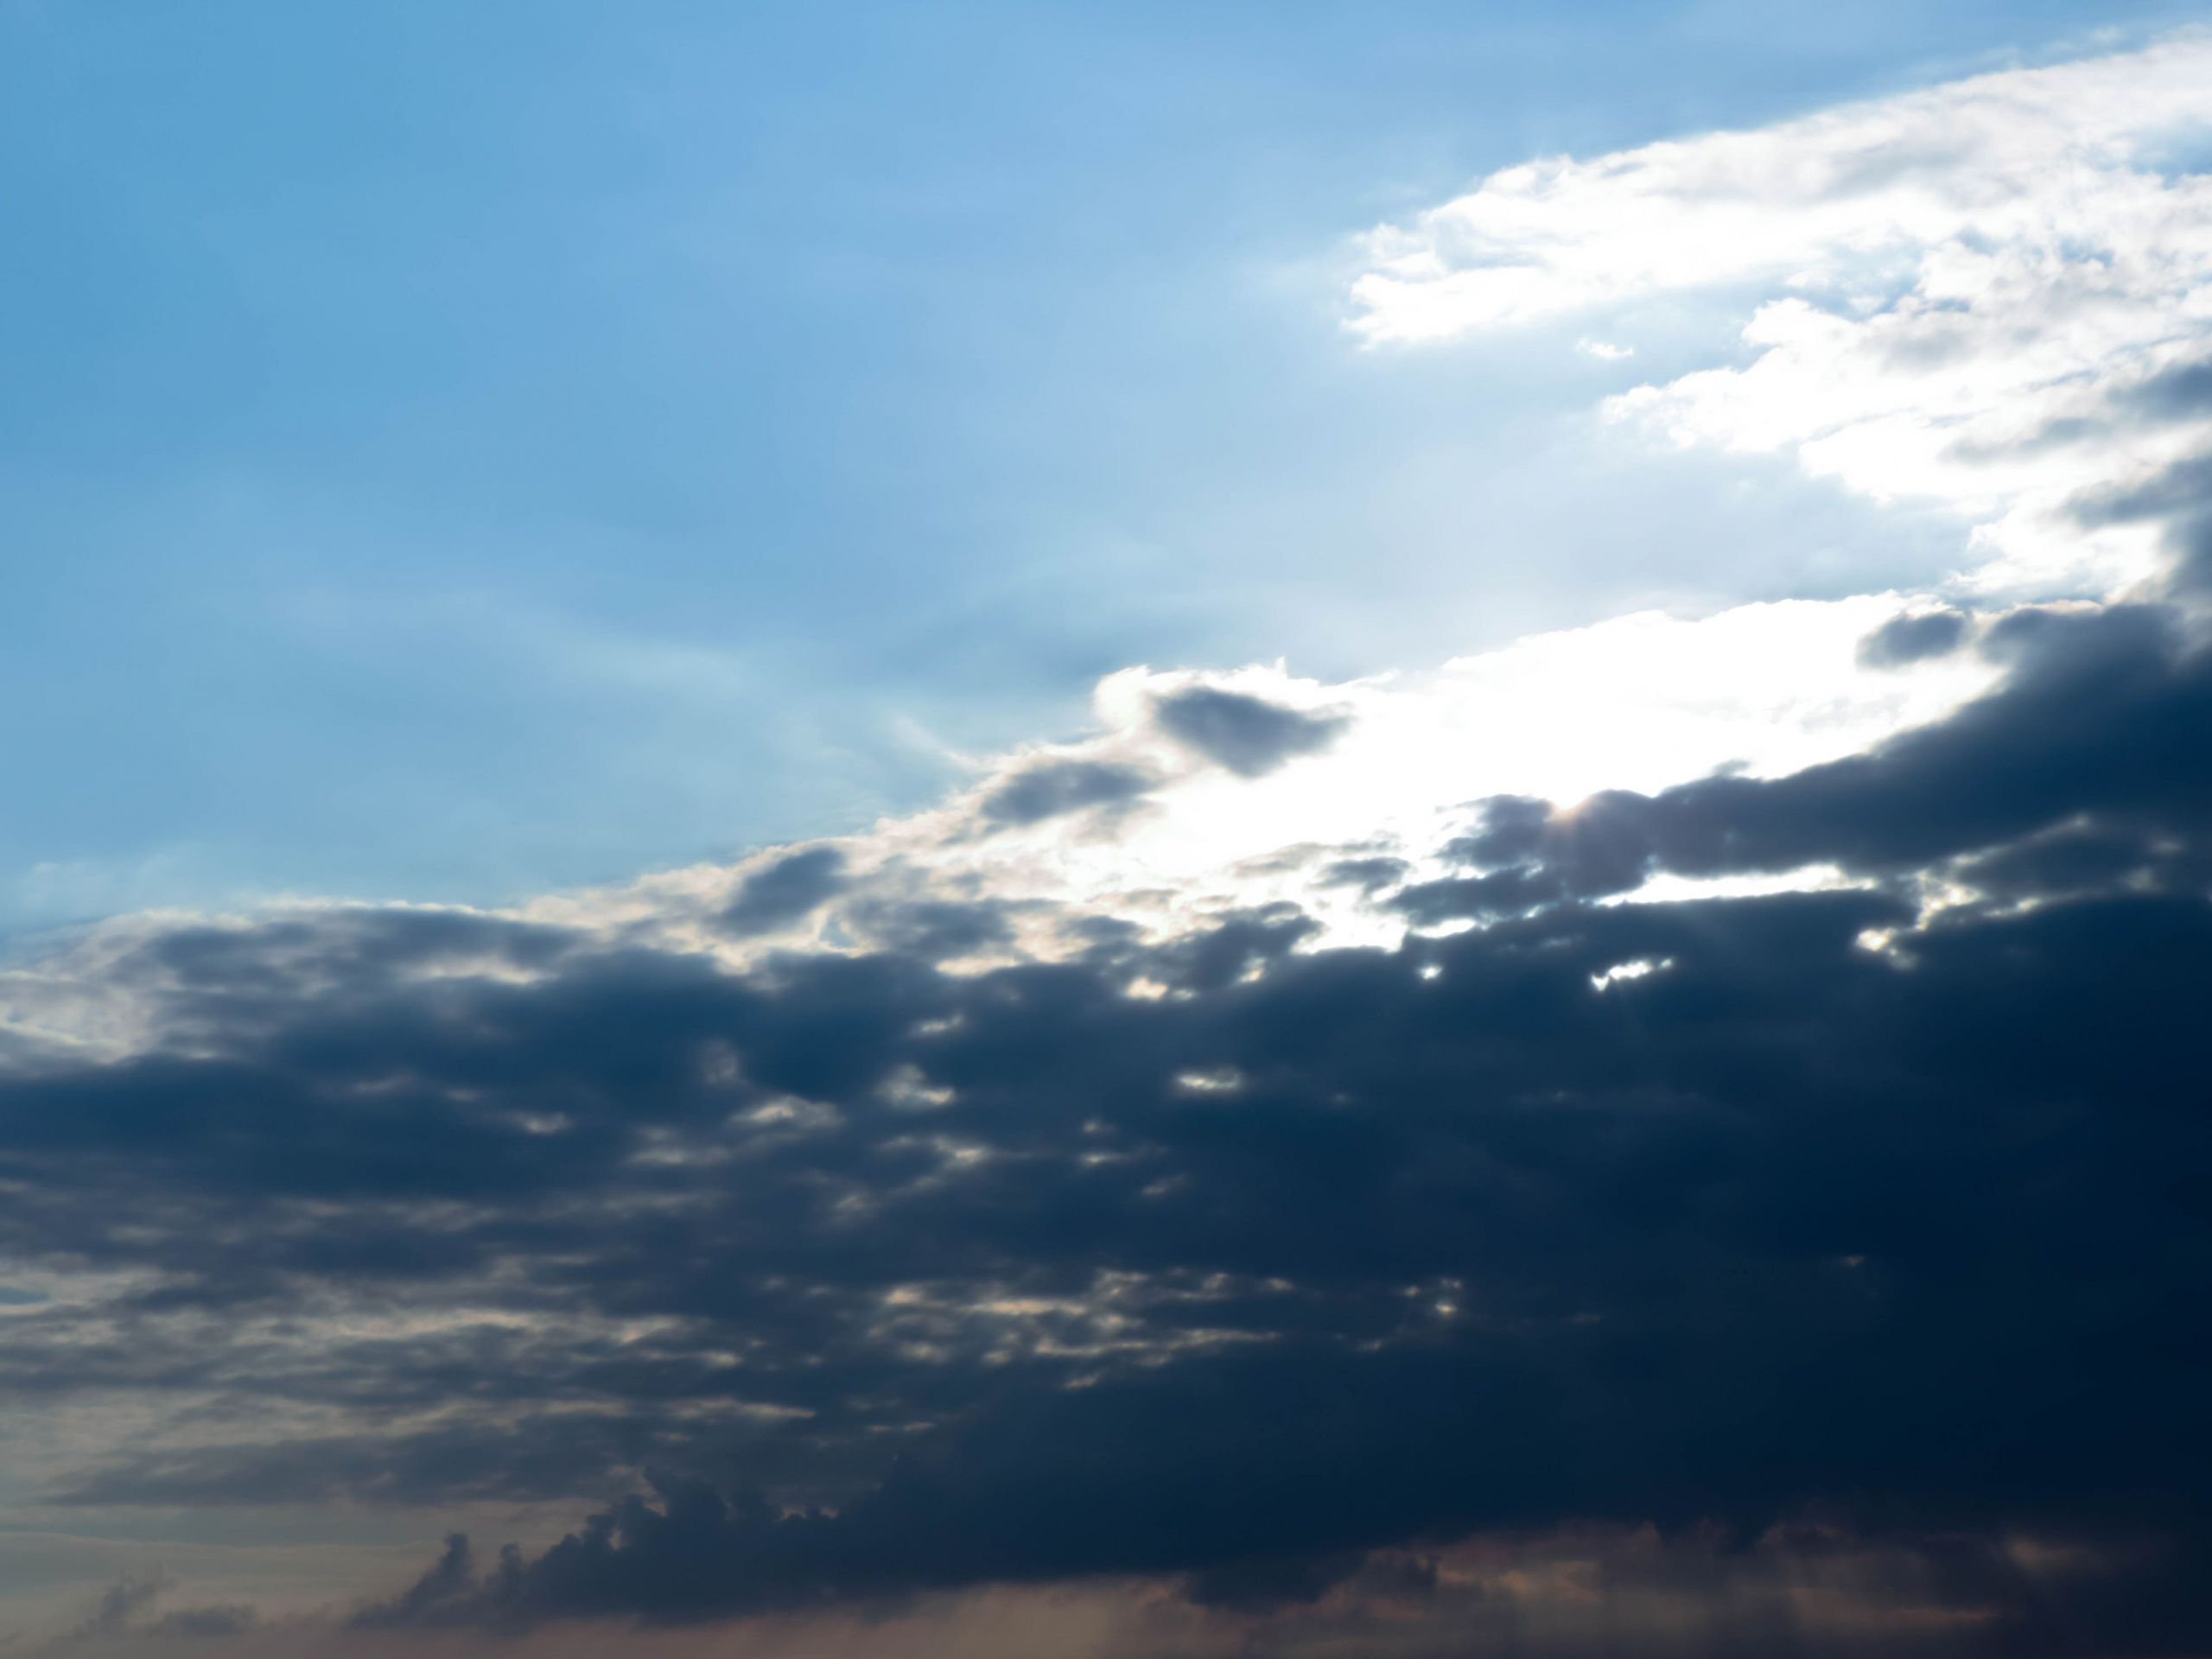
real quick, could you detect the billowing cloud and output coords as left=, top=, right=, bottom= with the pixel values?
left=1406, top=601, right=2212, bottom=916
left=0, top=595, right=2206, bottom=1653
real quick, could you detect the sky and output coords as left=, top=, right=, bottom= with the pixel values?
left=3, top=3, right=2212, bottom=1655
left=8, top=0, right=2198, bottom=930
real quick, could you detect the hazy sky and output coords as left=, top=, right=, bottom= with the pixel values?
left=5, top=6, right=2212, bottom=1656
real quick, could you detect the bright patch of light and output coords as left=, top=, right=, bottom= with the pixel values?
left=1173, top=1067, right=1245, bottom=1096
left=1591, top=957, right=1673, bottom=990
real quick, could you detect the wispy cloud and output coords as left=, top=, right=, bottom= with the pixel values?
left=1356, top=34, right=2212, bottom=591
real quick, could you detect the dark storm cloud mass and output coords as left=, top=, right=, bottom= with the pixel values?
left=3, top=602, right=2210, bottom=1653
left=1150, top=687, right=1350, bottom=777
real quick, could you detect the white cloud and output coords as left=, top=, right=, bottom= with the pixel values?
left=1354, top=33, right=2212, bottom=592
left=590, top=594, right=1994, bottom=963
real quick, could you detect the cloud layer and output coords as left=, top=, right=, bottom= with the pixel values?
left=4, top=597, right=2210, bottom=1654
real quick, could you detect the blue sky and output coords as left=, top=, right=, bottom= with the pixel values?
left=3, top=0, right=2190, bottom=931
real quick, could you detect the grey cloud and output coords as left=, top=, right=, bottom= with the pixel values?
left=1857, top=606, right=1970, bottom=668
left=72, top=1573, right=170, bottom=1642
left=841, top=897, right=1018, bottom=961
left=1414, top=601, right=2212, bottom=919
left=142, top=1605, right=257, bottom=1640
left=1986, top=359, right=2212, bottom=463
left=2069, top=453, right=2212, bottom=590
left=2071, top=454, right=2212, bottom=533
left=43, top=1572, right=251, bottom=1649
left=1317, top=855, right=1410, bottom=894
left=1152, top=688, right=1350, bottom=777
left=353, top=1535, right=482, bottom=1630
left=721, top=846, right=849, bottom=935
left=2119, top=357, right=2212, bottom=421
left=978, top=760, right=1155, bottom=826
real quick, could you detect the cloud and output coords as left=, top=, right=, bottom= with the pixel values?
left=352, top=1536, right=482, bottom=1630
left=1857, top=606, right=1970, bottom=668
left=1417, top=601, right=2212, bottom=912
left=1353, top=35, right=2212, bottom=338
left=976, top=760, right=1157, bottom=827
left=1355, top=34, right=2212, bottom=591
left=721, top=846, right=849, bottom=936
left=821, top=600, right=2000, bottom=965
left=42, top=1571, right=257, bottom=1652
left=1149, top=687, right=1351, bottom=778
left=0, top=596, right=2204, bottom=1653
left=142, top=1605, right=257, bottom=1641
left=1317, top=855, right=1409, bottom=894
left=67, top=1573, right=171, bottom=1643
left=841, top=895, right=1017, bottom=961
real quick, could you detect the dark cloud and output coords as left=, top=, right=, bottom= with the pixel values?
left=1414, top=602, right=2212, bottom=918
left=1317, top=855, right=1409, bottom=894
left=1395, top=864, right=1565, bottom=925
left=842, top=896, right=1016, bottom=961
left=44, top=1572, right=252, bottom=1649
left=2119, top=357, right=2212, bottom=421
left=2070, top=452, right=2212, bottom=590
left=3, top=601, right=2210, bottom=1653
left=2073, top=455, right=2212, bottom=532
left=1184, top=1550, right=1365, bottom=1612
left=142, top=1606, right=257, bottom=1641
left=721, top=845, right=849, bottom=935
left=71, top=1573, right=170, bottom=1642
left=1152, top=688, right=1350, bottom=777
left=1857, top=606, right=1970, bottom=667
left=353, top=1535, right=482, bottom=1630
left=978, top=760, right=1155, bottom=826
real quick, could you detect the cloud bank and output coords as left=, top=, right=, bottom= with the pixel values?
left=3, top=595, right=2210, bottom=1656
